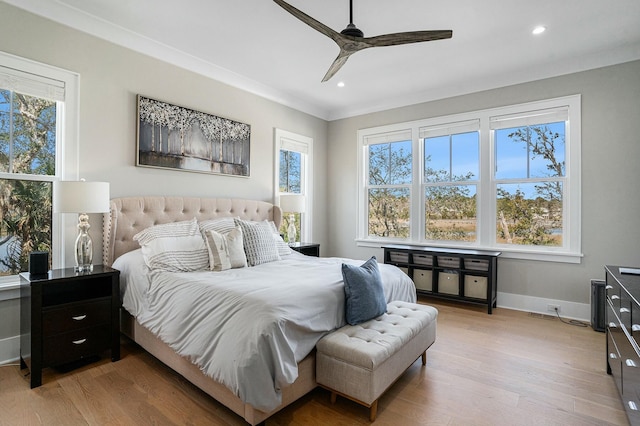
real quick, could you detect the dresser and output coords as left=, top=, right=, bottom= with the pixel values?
left=605, top=265, right=640, bottom=425
left=20, top=266, right=120, bottom=388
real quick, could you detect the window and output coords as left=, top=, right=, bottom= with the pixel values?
left=422, top=120, right=479, bottom=242
left=357, top=96, right=581, bottom=263
left=0, top=52, right=79, bottom=283
left=364, top=130, right=412, bottom=239
left=274, top=129, right=313, bottom=242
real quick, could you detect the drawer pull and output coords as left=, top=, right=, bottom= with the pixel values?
left=633, top=324, right=640, bottom=332
left=611, top=295, right=620, bottom=300
left=629, top=401, right=639, bottom=411
left=606, top=285, right=613, bottom=290
left=621, top=308, right=631, bottom=314
left=610, top=353, right=618, bottom=359
left=627, top=359, right=638, bottom=367
left=609, top=322, right=618, bottom=328
left=72, top=338, right=87, bottom=345
left=72, top=315, right=87, bottom=321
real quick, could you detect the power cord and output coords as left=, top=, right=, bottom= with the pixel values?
left=554, top=307, right=588, bottom=328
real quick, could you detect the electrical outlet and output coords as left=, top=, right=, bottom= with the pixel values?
left=547, top=304, right=560, bottom=313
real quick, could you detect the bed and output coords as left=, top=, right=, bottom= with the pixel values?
left=103, top=196, right=416, bottom=425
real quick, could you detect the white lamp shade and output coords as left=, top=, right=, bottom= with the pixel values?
left=53, top=181, right=110, bottom=213
left=279, top=194, right=306, bottom=213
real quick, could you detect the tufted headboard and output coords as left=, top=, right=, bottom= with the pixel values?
left=103, top=196, right=282, bottom=266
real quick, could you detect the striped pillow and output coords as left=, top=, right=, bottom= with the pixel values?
left=133, top=218, right=208, bottom=272
left=199, top=217, right=237, bottom=236
left=234, top=218, right=281, bottom=266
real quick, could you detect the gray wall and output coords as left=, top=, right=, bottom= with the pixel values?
left=327, top=59, right=640, bottom=308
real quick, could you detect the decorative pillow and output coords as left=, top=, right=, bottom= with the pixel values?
left=133, top=218, right=208, bottom=272
left=267, top=220, right=292, bottom=256
left=342, top=256, right=387, bottom=325
left=234, top=218, right=281, bottom=266
left=139, top=234, right=208, bottom=272
left=199, top=217, right=237, bottom=235
left=204, top=226, right=247, bottom=271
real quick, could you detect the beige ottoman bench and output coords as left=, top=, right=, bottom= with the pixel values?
left=316, top=301, right=438, bottom=421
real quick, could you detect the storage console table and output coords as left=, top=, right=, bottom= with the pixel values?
left=20, top=266, right=121, bottom=388
left=383, top=245, right=500, bottom=314
left=605, top=265, right=640, bottom=425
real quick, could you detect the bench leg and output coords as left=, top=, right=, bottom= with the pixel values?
left=422, top=351, right=427, bottom=366
left=370, top=399, right=378, bottom=422
left=330, top=391, right=337, bottom=404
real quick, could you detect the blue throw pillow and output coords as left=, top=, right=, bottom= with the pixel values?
left=342, top=256, right=387, bottom=325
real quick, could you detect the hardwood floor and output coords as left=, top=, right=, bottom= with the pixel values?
left=0, top=299, right=628, bottom=425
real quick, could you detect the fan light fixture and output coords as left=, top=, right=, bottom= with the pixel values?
left=273, top=0, right=453, bottom=82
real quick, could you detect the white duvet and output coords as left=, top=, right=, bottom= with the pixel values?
left=114, top=250, right=416, bottom=412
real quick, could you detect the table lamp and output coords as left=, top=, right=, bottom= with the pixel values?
left=279, top=194, right=306, bottom=244
left=53, top=180, right=110, bottom=272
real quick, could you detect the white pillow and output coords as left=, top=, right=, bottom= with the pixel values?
left=267, top=220, right=292, bottom=256
left=133, top=218, right=208, bottom=272
left=204, top=226, right=247, bottom=271
left=234, top=218, right=281, bottom=266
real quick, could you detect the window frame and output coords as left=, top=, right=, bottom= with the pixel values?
left=0, top=51, right=79, bottom=291
left=357, top=95, right=582, bottom=263
left=273, top=128, right=313, bottom=242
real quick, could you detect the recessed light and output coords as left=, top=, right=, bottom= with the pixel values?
left=337, top=81, right=345, bottom=88
left=532, top=26, right=546, bottom=35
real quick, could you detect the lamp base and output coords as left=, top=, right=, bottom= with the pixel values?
left=74, top=213, right=94, bottom=273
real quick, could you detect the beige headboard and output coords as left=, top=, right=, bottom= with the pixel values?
left=103, top=196, right=282, bottom=266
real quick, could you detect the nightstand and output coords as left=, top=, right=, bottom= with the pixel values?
left=20, top=265, right=120, bottom=388
left=290, top=242, right=320, bottom=257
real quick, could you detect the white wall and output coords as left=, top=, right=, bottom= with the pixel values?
left=0, top=2, right=328, bottom=362
left=327, top=59, right=640, bottom=317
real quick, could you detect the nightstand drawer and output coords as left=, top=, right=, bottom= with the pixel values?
left=43, top=298, right=111, bottom=335
left=43, top=325, right=111, bottom=366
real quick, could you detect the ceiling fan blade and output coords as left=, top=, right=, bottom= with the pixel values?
left=273, top=0, right=342, bottom=44
left=321, top=50, right=354, bottom=82
left=365, top=30, right=453, bottom=47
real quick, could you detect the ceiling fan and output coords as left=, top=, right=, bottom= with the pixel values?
left=273, top=0, right=453, bottom=82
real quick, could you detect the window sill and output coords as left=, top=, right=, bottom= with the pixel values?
left=356, top=239, right=583, bottom=264
left=0, top=278, right=21, bottom=301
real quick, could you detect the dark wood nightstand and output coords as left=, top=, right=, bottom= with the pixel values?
left=290, top=242, right=320, bottom=257
left=20, top=265, right=120, bottom=388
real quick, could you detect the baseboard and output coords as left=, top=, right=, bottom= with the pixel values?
left=497, top=291, right=590, bottom=322
left=0, top=335, right=20, bottom=365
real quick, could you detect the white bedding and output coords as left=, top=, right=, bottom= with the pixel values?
left=113, top=250, right=416, bottom=412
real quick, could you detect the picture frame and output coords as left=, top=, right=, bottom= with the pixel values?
left=136, top=95, right=250, bottom=177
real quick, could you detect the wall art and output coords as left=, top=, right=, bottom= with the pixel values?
left=137, top=95, right=250, bottom=176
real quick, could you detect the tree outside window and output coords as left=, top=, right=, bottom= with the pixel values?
left=495, top=122, right=565, bottom=246
left=279, top=149, right=302, bottom=241
left=367, top=140, right=412, bottom=238
left=0, top=89, right=56, bottom=275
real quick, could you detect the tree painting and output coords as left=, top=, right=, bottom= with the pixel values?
left=137, top=96, right=250, bottom=176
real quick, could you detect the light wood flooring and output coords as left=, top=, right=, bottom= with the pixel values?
left=0, top=298, right=629, bottom=425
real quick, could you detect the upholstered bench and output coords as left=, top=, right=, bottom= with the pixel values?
left=316, top=301, right=438, bottom=421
